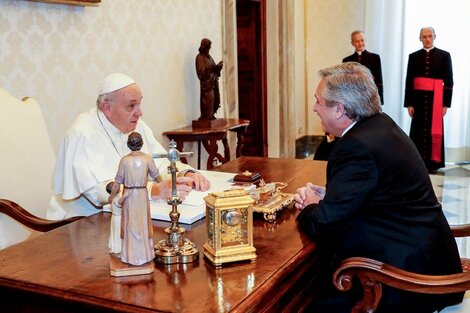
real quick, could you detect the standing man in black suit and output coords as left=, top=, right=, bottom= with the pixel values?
left=343, top=30, right=384, bottom=105
left=404, top=27, right=453, bottom=174
left=294, top=62, right=462, bottom=313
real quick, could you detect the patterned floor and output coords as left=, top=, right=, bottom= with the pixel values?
left=431, top=163, right=470, bottom=258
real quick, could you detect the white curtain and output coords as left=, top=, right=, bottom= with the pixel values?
left=364, top=0, right=470, bottom=163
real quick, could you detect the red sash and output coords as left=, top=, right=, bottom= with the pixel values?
left=413, top=77, right=444, bottom=162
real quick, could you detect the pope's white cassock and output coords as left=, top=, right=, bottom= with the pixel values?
left=48, top=107, right=191, bottom=219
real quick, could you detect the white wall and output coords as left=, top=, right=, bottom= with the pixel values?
left=305, top=0, right=365, bottom=136
left=0, top=0, right=223, bottom=168
left=264, top=0, right=367, bottom=157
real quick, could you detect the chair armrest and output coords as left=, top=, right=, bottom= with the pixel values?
left=451, top=224, right=470, bottom=237
left=333, top=257, right=470, bottom=313
left=0, top=199, right=83, bottom=232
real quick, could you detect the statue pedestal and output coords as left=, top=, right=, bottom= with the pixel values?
left=109, top=255, right=154, bottom=277
left=192, top=118, right=227, bottom=128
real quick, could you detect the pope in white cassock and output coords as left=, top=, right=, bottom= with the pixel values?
left=48, top=73, right=210, bottom=219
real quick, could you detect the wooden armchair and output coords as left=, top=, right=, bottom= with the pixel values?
left=0, top=199, right=82, bottom=233
left=333, top=224, right=470, bottom=313
left=0, top=88, right=83, bottom=249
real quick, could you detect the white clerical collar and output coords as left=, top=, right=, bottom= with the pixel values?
left=96, top=108, right=129, bottom=157
left=97, top=108, right=125, bottom=136
left=341, top=121, right=357, bottom=137
left=356, top=50, right=365, bottom=56
left=424, top=47, right=434, bottom=52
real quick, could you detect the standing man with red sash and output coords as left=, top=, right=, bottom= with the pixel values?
left=404, top=27, right=453, bottom=174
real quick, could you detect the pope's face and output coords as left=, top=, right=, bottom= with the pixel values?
left=351, top=33, right=366, bottom=52
left=420, top=28, right=435, bottom=49
left=103, top=84, right=143, bottom=133
left=313, top=79, right=339, bottom=136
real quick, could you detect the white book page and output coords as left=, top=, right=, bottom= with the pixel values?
left=104, top=170, right=237, bottom=224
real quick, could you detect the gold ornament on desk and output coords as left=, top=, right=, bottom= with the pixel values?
left=203, top=189, right=256, bottom=267
left=154, top=140, right=199, bottom=264
left=250, top=179, right=294, bottom=222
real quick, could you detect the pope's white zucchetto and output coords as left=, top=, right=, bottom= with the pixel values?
left=98, top=73, right=136, bottom=95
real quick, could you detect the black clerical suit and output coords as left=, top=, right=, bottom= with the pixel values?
left=404, top=47, right=453, bottom=172
left=343, top=50, right=384, bottom=105
left=297, top=113, right=462, bottom=313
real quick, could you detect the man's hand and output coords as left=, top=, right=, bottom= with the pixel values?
left=151, top=177, right=194, bottom=200
left=294, top=183, right=325, bottom=210
left=183, top=171, right=211, bottom=191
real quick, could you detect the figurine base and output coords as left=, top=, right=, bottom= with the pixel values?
left=109, top=255, right=155, bottom=277
left=192, top=118, right=227, bottom=128
left=203, top=243, right=257, bottom=267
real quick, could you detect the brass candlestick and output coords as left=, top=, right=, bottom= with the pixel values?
left=154, top=140, right=199, bottom=264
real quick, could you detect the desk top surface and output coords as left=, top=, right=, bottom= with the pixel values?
left=0, top=157, right=326, bottom=312
left=163, top=118, right=250, bottom=136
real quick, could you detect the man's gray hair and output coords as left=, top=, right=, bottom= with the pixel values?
left=350, top=30, right=364, bottom=39
left=420, top=26, right=436, bottom=37
left=96, top=91, right=114, bottom=108
left=318, top=62, right=382, bottom=121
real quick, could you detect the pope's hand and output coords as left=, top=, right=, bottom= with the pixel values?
left=151, top=177, right=194, bottom=200
left=294, top=183, right=325, bottom=210
left=184, top=171, right=211, bottom=191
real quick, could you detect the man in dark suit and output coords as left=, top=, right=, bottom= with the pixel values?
left=404, top=27, right=453, bottom=174
left=343, top=30, right=384, bottom=105
left=313, top=132, right=337, bottom=161
left=294, top=62, right=462, bottom=313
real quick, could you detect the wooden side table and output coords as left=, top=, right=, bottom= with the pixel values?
left=163, top=118, right=250, bottom=169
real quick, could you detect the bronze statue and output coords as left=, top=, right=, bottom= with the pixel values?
left=196, top=38, right=223, bottom=120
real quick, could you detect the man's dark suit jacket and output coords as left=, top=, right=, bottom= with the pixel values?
left=297, top=113, right=462, bottom=313
left=313, top=136, right=337, bottom=161
left=343, top=50, right=384, bottom=105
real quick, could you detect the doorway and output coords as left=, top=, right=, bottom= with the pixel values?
left=236, top=0, right=267, bottom=156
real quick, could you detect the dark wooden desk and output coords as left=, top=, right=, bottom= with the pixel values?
left=163, top=119, right=250, bottom=170
left=0, top=157, right=327, bottom=313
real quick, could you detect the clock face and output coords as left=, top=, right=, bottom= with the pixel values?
left=220, top=208, right=248, bottom=247
left=224, top=210, right=241, bottom=226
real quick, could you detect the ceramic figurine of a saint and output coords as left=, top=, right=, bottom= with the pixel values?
left=108, top=132, right=159, bottom=273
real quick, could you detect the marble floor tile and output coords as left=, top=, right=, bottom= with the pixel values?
left=432, top=165, right=470, bottom=258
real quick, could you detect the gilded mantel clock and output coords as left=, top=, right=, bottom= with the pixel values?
left=203, top=190, right=256, bottom=266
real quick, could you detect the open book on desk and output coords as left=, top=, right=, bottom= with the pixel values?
left=104, top=170, right=236, bottom=224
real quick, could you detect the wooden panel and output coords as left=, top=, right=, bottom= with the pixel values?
left=237, top=0, right=267, bottom=156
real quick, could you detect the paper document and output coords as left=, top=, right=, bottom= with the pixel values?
left=104, top=170, right=236, bottom=224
